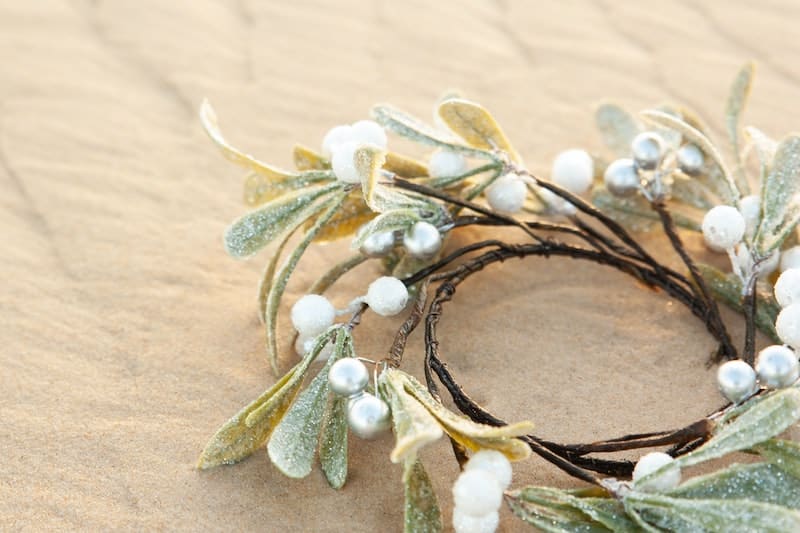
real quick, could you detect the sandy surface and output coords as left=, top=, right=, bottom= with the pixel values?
left=3, top=1, right=800, bottom=531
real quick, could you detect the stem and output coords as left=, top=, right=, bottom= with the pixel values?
left=742, top=272, right=759, bottom=365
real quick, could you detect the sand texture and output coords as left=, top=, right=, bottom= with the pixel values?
left=3, top=1, right=800, bottom=531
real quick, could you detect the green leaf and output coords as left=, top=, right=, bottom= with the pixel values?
left=242, top=170, right=333, bottom=207
left=319, top=395, right=348, bottom=489
left=668, top=462, right=800, bottom=509
left=642, top=109, right=740, bottom=205
left=595, top=103, right=641, bottom=158
left=384, top=152, right=429, bottom=178
left=307, top=190, right=375, bottom=243
left=745, top=126, right=776, bottom=186
left=371, top=104, right=494, bottom=159
left=224, top=182, right=341, bottom=258
left=754, top=439, right=800, bottom=479
left=754, top=135, right=800, bottom=256
left=726, top=62, right=755, bottom=195
left=379, top=370, right=444, bottom=464
left=437, top=98, right=520, bottom=161
left=351, top=209, right=421, bottom=250
left=697, top=262, right=780, bottom=342
left=293, top=144, right=329, bottom=171
left=264, top=192, right=348, bottom=373
left=266, top=331, right=347, bottom=478
left=198, top=359, right=307, bottom=469
left=626, top=492, right=800, bottom=532
left=354, top=144, right=432, bottom=214
left=591, top=186, right=658, bottom=232
left=394, top=370, right=534, bottom=460
left=677, top=388, right=800, bottom=468
left=402, top=459, right=442, bottom=533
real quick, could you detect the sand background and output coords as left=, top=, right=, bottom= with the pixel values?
left=3, top=1, right=800, bottom=531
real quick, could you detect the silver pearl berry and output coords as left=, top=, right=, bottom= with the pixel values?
left=716, top=360, right=757, bottom=404
left=755, top=345, right=800, bottom=389
left=328, top=357, right=370, bottom=397
left=360, top=230, right=396, bottom=257
left=403, top=221, right=442, bottom=258
left=346, top=392, right=391, bottom=439
left=603, top=158, right=640, bottom=197
left=631, top=132, right=664, bottom=171
left=676, top=143, right=704, bottom=175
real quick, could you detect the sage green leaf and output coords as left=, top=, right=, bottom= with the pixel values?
left=591, top=186, right=658, bottom=232
left=267, top=333, right=346, bottom=478
left=403, top=459, right=442, bottom=533
left=668, top=462, right=800, bottom=509
left=421, top=162, right=501, bottom=190
left=595, top=102, right=641, bottom=158
left=677, top=388, right=800, bottom=467
left=371, top=104, right=494, bottom=159
left=198, top=361, right=304, bottom=469
left=307, top=190, right=375, bottom=243
left=641, top=109, right=740, bottom=205
left=754, top=135, right=800, bottom=256
left=243, top=170, right=333, bottom=207
left=745, top=126, right=776, bottom=185
left=351, top=209, right=421, bottom=250
left=507, top=490, right=614, bottom=532
left=379, top=370, right=444, bottom=464
left=293, top=144, right=329, bottom=171
left=509, top=486, right=639, bottom=533
left=264, top=192, right=348, bottom=374
left=726, top=62, right=755, bottom=194
left=670, top=175, right=715, bottom=211
left=320, top=396, right=348, bottom=489
left=697, top=262, right=780, bottom=342
left=626, top=492, right=800, bottom=532
left=224, top=182, right=341, bottom=259
left=397, top=370, right=534, bottom=460
left=437, top=98, right=520, bottom=161
left=754, top=439, right=800, bottom=479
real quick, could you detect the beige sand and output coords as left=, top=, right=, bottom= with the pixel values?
left=3, top=1, right=800, bottom=531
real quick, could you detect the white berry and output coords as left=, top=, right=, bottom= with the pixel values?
left=351, top=120, right=388, bottom=148
left=756, top=345, right=800, bottom=388
left=404, top=221, right=442, bottom=258
left=452, top=470, right=504, bottom=517
left=739, top=195, right=761, bottom=236
left=631, top=132, right=664, bottom=171
left=485, top=173, right=527, bottom=214
left=331, top=141, right=362, bottom=183
left=716, top=360, right=757, bottom=404
left=428, top=150, right=468, bottom=178
left=452, top=507, right=499, bottom=533
left=632, top=452, right=681, bottom=492
left=603, top=158, right=640, bottom=197
left=465, top=450, right=512, bottom=489
left=290, top=294, right=336, bottom=336
left=776, top=304, right=800, bottom=348
left=365, top=276, right=409, bottom=317
left=329, top=358, right=370, bottom=397
left=551, top=149, right=594, bottom=194
left=676, top=143, right=704, bottom=175
left=360, top=230, right=396, bottom=257
left=538, top=187, right=577, bottom=216
left=294, top=334, right=334, bottom=360
left=781, top=246, right=800, bottom=272
left=776, top=269, right=800, bottom=308
left=701, top=205, right=746, bottom=250
left=322, top=125, right=354, bottom=158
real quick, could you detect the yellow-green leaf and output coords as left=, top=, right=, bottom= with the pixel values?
left=243, top=170, right=333, bottom=207
left=437, top=98, right=520, bottom=161
left=403, top=459, right=442, bottom=533
left=293, top=144, right=329, bottom=171
left=384, top=152, right=429, bottom=178
left=306, top=190, right=375, bottom=242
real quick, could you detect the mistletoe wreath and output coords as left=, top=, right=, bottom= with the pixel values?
left=197, top=63, right=800, bottom=532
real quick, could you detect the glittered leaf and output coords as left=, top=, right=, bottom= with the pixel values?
left=595, top=103, right=641, bottom=158
left=677, top=388, right=800, bottom=467
left=437, top=98, right=520, bottom=161
left=293, top=144, right=329, bottom=171
left=402, top=459, right=442, bottom=533
left=398, top=370, right=533, bottom=460
left=372, top=104, right=493, bottom=159
left=625, top=492, right=800, bottom=532
left=242, top=170, right=334, bottom=207
left=198, top=360, right=305, bottom=469
left=351, top=209, right=421, bottom=250
left=591, top=187, right=658, bottom=232
left=307, top=190, right=375, bottom=243
left=754, top=135, right=800, bottom=256
left=267, top=333, right=345, bottom=478
left=754, top=439, right=800, bottom=479
left=642, top=109, right=740, bottom=205
left=384, top=152, right=429, bottom=178
left=670, top=175, right=715, bottom=211
left=726, top=62, right=755, bottom=194
left=264, top=192, right=348, bottom=373
left=746, top=126, right=777, bottom=185
left=320, top=396, right=348, bottom=489
left=698, top=262, right=780, bottom=342
left=201, top=99, right=297, bottom=179
left=668, top=462, right=800, bottom=509
left=224, top=182, right=341, bottom=259
left=380, top=370, right=443, bottom=464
